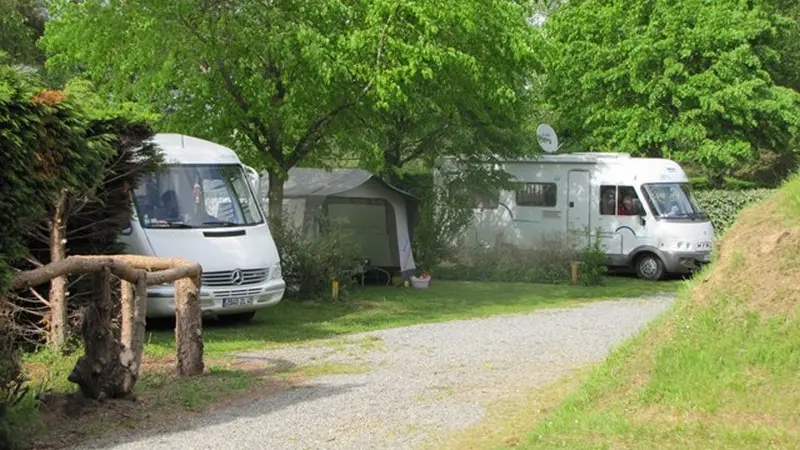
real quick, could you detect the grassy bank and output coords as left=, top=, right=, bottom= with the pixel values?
left=497, top=176, right=800, bottom=449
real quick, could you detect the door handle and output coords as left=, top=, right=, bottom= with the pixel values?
left=569, top=201, right=574, bottom=208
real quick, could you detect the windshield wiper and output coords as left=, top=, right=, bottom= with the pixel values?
left=202, top=221, right=241, bottom=227
left=166, top=221, right=194, bottom=228
left=147, top=220, right=193, bottom=229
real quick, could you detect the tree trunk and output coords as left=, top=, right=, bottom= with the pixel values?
left=383, top=138, right=403, bottom=186
left=174, top=275, right=204, bottom=377
left=48, top=191, right=68, bottom=350
left=266, top=168, right=286, bottom=230
left=68, top=267, right=128, bottom=400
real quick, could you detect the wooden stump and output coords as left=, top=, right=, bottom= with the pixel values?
left=68, top=267, right=128, bottom=400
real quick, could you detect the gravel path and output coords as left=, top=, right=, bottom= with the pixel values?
left=77, top=295, right=674, bottom=450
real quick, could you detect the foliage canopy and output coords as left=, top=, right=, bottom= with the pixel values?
left=543, top=0, right=800, bottom=182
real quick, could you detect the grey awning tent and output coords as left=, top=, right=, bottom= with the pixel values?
left=261, top=168, right=417, bottom=274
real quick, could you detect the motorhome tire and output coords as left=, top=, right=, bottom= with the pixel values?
left=219, top=311, right=256, bottom=323
left=636, top=253, right=665, bottom=281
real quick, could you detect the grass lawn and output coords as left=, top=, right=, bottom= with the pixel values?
left=144, top=276, right=680, bottom=359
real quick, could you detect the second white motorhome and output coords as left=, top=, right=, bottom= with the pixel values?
left=120, top=133, right=285, bottom=321
left=438, top=153, right=716, bottom=280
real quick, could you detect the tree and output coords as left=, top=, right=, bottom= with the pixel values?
left=335, top=0, right=543, bottom=183
left=0, top=0, right=46, bottom=68
left=768, top=0, right=800, bottom=92
left=42, top=0, right=521, bottom=227
left=0, top=65, right=113, bottom=298
left=16, top=80, right=161, bottom=349
left=542, top=0, right=800, bottom=185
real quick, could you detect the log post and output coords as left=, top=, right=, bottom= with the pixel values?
left=174, top=275, right=204, bottom=377
left=121, top=271, right=148, bottom=394
left=570, top=261, right=581, bottom=285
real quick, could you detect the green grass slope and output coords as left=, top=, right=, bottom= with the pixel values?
left=515, top=176, right=800, bottom=449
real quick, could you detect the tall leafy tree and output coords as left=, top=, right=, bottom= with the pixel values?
left=543, top=0, right=800, bottom=185
left=42, top=0, right=529, bottom=226
left=334, top=0, right=544, bottom=182
left=768, top=0, right=800, bottom=92
left=0, top=0, right=46, bottom=68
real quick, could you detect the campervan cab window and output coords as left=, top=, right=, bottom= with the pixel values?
left=134, top=164, right=264, bottom=228
left=515, top=182, right=557, bottom=207
left=600, top=185, right=644, bottom=216
left=641, top=183, right=706, bottom=220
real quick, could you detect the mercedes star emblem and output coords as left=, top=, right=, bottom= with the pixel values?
left=230, top=269, right=244, bottom=285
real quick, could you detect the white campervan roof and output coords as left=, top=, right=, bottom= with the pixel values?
left=150, top=133, right=242, bottom=165
left=444, top=153, right=689, bottom=185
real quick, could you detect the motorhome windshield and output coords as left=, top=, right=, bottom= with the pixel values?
left=134, top=164, right=263, bottom=228
left=642, top=183, right=706, bottom=220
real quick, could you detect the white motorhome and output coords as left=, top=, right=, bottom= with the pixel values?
left=440, top=153, right=716, bottom=280
left=120, top=133, right=285, bottom=321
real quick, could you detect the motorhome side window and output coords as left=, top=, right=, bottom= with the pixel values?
left=133, top=164, right=264, bottom=228
left=515, top=182, right=557, bottom=207
left=600, top=185, right=642, bottom=216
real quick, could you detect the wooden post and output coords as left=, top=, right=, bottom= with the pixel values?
left=570, top=262, right=581, bottom=285
left=174, top=275, right=204, bottom=377
left=121, top=272, right=148, bottom=394
left=332, top=280, right=339, bottom=299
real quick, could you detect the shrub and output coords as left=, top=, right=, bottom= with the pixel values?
left=0, top=313, right=30, bottom=450
left=435, top=231, right=607, bottom=285
left=694, top=189, right=775, bottom=234
left=272, top=216, right=364, bottom=300
left=577, top=230, right=608, bottom=286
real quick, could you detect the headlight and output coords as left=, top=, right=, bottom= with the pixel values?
left=269, top=263, right=282, bottom=280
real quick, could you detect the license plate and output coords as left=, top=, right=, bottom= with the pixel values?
left=222, top=297, right=254, bottom=307
left=702, top=253, right=712, bottom=262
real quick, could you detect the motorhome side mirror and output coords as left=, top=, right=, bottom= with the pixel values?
left=638, top=214, right=646, bottom=226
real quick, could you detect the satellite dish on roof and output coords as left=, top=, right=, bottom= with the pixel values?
left=536, top=123, right=559, bottom=153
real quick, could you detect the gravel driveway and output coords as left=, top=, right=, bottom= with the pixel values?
left=77, top=295, right=674, bottom=450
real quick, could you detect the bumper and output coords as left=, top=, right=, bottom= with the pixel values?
left=662, top=250, right=713, bottom=274
left=145, top=279, right=286, bottom=318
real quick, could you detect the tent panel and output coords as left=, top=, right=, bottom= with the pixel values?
left=340, top=181, right=416, bottom=272
left=325, top=197, right=394, bottom=267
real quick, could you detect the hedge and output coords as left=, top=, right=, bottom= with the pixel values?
left=694, top=188, right=775, bottom=234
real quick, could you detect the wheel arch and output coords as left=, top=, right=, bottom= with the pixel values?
left=627, top=245, right=668, bottom=267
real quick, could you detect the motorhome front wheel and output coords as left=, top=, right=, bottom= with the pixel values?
left=636, top=253, right=665, bottom=281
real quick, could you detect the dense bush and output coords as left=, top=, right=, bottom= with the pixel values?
left=0, top=315, right=28, bottom=450
left=577, top=232, right=608, bottom=286
left=0, top=66, right=92, bottom=294
left=435, top=231, right=607, bottom=285
left=272, top=217, right=365, bottom=300
left=694, top=189, right=775, bottom=234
